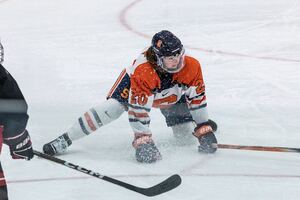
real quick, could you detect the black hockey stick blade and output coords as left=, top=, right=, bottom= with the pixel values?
left=33, top=150, right=181, bottom=196
left=140, top=174, right=182, bottom=197
left=103, top=174, right=181, bottom=197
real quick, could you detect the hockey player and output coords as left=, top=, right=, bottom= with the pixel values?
left=0, top=42, right=34, bottom=200
left=43, top=30, right=218, bottom=163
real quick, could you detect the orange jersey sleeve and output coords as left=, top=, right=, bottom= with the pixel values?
left=130, top=63, right=161, bottom=105
left=128, top=62, right=160, bottom=134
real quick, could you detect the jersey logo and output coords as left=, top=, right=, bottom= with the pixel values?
left=162, top=91, right=169, bottom=97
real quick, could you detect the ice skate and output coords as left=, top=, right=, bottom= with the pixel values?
left=43, top=133, right=72, bottom=156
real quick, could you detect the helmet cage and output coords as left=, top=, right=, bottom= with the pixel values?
left=151, top=30, right=185, bottom=73
left=156, top=47, right=185, bottom=73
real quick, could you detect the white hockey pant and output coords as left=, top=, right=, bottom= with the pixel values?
left=67, top=98, right=125, bottom=141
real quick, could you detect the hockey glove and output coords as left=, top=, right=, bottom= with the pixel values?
left=193, top=121, right=217, bottom=153
left=207, top=119, right=218, bottom=132
left=4, top=130, right=34, bottom=160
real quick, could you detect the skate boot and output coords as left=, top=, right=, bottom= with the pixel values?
left=43, top=133, right=72, bottom=156
left=133, top=134, right=162, bottom=163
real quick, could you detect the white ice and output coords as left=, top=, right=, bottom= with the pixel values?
left=0, top=0, right=300, bottom=199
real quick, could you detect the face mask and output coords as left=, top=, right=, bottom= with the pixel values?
left=157, top=48, right=185, bottom=73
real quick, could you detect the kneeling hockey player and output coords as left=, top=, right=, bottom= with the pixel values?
left=43, top=30, right=218, bottom=163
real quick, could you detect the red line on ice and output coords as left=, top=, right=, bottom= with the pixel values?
left=119, top=0, right=300, bottom=63
left=8, top=173, right=300, bottom=184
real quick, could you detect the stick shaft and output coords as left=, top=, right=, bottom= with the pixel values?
left=33, top=150, right=181, bottom=196
left=33, top=150, right=144, bottom=193
left=217, top=144, right=300, bottom=153
left=33, top=150, right=105, bottom=178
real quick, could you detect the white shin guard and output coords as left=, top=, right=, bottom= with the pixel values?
left=67, top=99, right=125, bottom=141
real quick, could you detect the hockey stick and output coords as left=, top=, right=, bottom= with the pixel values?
left=216, top=144, right=300, bottom=153
left=33, top=150, right=181, bottom=197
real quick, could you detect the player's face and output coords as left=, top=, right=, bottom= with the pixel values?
left=163, top=55, right=181, bottom=68
left=161, top=48, right=185, bottom=73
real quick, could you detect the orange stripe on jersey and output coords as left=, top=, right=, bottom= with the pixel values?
left=84, top=112, right=97, bottom=131
left=107, top=69, right=126, bottom=98
left=190, top=96, right=206, bottom=105
left=128, top=111, right=149, bottom=118
left=153, top=94, right=177, bottom=108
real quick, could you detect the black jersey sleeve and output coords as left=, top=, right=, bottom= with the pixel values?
left=0, top=64, right=29, bottom=139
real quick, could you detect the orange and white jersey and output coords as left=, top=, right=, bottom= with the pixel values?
left=107, top=52, right=209, bottom=135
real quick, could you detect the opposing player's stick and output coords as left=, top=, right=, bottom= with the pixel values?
left=216, top=144, right=300, bottom=153
left=33, top=150, right=181, bottom=197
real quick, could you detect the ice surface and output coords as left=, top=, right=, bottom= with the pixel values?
left=0, top=0, right=300, bottom=199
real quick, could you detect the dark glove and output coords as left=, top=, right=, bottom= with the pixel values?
left=4, top=130, right=34, bottom=160
left=193, top=121, right=218, bottom=153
